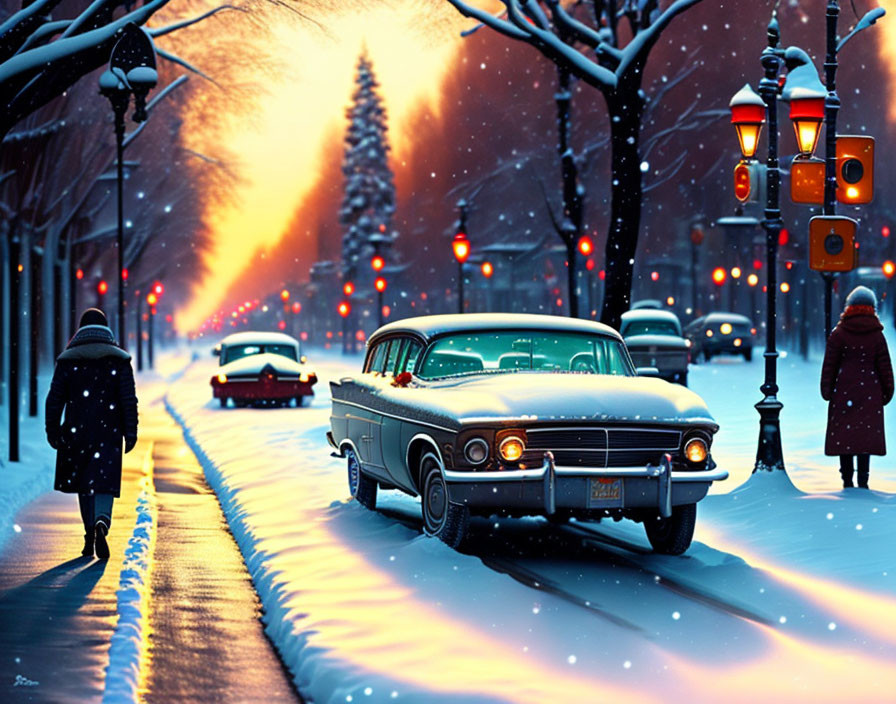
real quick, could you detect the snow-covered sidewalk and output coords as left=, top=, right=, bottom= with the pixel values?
left=167, top=348, right=896, bottom=703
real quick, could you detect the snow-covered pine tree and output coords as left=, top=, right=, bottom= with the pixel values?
left=339, top=52, right=396, bottom=289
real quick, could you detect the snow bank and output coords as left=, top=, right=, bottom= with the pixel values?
left=102, top=447, right=157, bottom=704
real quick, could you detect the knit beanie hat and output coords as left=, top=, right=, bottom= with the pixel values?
left=79, top=308, right=109, bottom=328
left=844, top=285, right=877, bottom=311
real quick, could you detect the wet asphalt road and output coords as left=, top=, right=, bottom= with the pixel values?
left=141, top=403, right=300, bottom=703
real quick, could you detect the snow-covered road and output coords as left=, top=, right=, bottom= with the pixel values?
left=166, top=347, right=896, bottom=703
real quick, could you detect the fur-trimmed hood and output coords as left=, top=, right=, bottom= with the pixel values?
left=57, top=325, right=130, bottom=361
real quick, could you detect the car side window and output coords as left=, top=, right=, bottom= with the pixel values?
left=402, top=340, right=424, bottom=375
left=384, top=338, right=404, bottom=377
left=366, top=343, right=386, bottom=374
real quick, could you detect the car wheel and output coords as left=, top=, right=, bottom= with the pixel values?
left=643, top=503, right=696, bottom=555
left=743, top=349, right=753, bottom=362
left=219, top=397, right=227, bottom=408
left=420, top=453, right=469, bottom=549
left=346, top=447, right=376, bottom=510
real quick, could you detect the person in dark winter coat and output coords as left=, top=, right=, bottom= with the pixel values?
left=45, top=309, right=138, bottom=559
left=820, top=286, right=894, bottom=489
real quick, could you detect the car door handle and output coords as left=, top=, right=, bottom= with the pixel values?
left=361, top=435, right=373, bottom=443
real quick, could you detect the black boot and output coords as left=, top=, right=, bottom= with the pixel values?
left=81, top=530, right=94, bottom=557
left=857, top=472, right=869, bottom=489
left=94, top=521, right=110, bottom=560
left=840, top=469, right=854, bottom=488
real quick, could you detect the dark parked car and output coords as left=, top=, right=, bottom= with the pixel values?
left=620, top=310, right=690, bottom=385
left=328, top=314, right=727, bottom=555
left=684, top=313, right=755, bottom=362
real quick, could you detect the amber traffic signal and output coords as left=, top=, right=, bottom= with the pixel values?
left=733, top=161, right=760, bottom=203
left=836, top=135, right=874, bottom=205
left=809, top=216, right=858, bottom=272
left=790, top=157, right=825, bottom=205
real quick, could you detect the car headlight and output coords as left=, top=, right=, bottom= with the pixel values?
left=684, top=437, right=708, bottom=464
left=464, top=438, right=489, bottom=465
left=720, top=323, right=733, bottom=335
left=299, top=373, right=309, bottom=383
left=499, top=435, right=525, bottom=462
left=216, top=373, right=227, bottom=384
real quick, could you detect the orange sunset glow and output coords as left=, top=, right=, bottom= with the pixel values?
left=168, top=2, right=471, bottom=332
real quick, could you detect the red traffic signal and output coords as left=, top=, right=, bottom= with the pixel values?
left=291, top=302, right=302, bottom=314
left=153, top=281, right=164, bottom=296
left=733, top=161, right=759, bottom=203
left=374, top=277, right=387, bottom=293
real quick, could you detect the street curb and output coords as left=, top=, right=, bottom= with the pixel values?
left=101, top=443, right=157, bottom=704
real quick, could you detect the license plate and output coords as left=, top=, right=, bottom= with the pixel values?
left=589, top=478, right=622, bottom=506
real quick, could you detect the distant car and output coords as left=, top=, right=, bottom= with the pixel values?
left=211, top=331, right=317, bottom=407
left=328, top=313, right=726, bottom=555
left=684, top=313, right=755, bottom=362
left=620, top=310, right=690, bottom=386
left=630, top=299, right=664, bottom=310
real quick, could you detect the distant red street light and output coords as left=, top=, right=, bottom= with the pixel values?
left=122, top=268, right=129, bottom=281
left=278, top=320, right=287, bottom=330
left=292, top=302, right=302, bottom=314
left=778, top=228, right=789, bottom=246
left=753, top=258, right=762, bottom=270
left=481, top=261, right=494, bottom=278
left=374, top=276, right=387, bottom=293
left=280, top=289, right=290, bottom=301
left=97, top=280, right=108, bottom=295
left=712, top=267, right=727, bottom=286
left=577, top=235, right=594, bottom=256
left=585, top=258, right=595, bottom=271
left=452, top=232, right=470, bottom=263
left=76, top=268, right=84, bottom=280
left=883, top=225, right=891, bottom=238
left=650, top=271, right=659, bottom=282
left=883, top=260, right=896, bottom=279
left=153, top=281, right=164, bottom=296
left=343, top=281, right=355, bottom=296
left=338, top=301, right=351, bottom=318
left=146, top=292, right=158, bottom=306
left=371, top=255, right=385, bottom=272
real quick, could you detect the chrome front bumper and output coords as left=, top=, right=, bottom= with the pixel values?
left=443, top=452, right=728, bottom=518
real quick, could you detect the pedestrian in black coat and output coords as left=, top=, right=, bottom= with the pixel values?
left=45, top=309, right=138, bottom=558
left=820, top=286, right=894, bottom=490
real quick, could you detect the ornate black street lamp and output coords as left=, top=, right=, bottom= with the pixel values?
left=98, top=23, right=157, bottom=349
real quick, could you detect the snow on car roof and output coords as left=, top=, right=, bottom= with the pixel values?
left=703, top=312, right=752, bottom=325
left=370, top=313, right=622, bottom=345
left=621, top=309, right=681, bottom=323
left=219, top=331, right=299, bottom=347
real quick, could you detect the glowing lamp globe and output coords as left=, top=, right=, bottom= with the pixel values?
left=787, top=87, right=825, bottom=157
left=883, top=260, right=896, bottom=279
left=280, top=289, right=290, bottom=302
left=338, top=301, right=351, bottom=318
left=452, top=233, right=470, bottom=264
left=146, top=292, right=158, bottom=306
left=374, top=277, right=387, bottom=293
left=97, top=280, right=109, bottom=295
left=729, top=83, right=766, bottom=160
left=577, top=236, right=594, bottom=256
left=343, top=282, right=355, bottom=297
left=481, top=261, right=494, bottom=278
left=711, top=267, right=727, bottom=286
left=371, top=255, right=385, bottom=272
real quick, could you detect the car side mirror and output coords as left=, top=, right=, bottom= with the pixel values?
left=300, top=355, right=307, bottom=364
left=636, top=366, right=660, bottom=377
left=212, top=346, right=221, bottom=357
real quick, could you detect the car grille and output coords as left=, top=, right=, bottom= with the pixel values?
left=524, top=427, right=681, bottom=468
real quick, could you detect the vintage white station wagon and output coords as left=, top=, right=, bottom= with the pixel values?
left=328, top=314, right=727, bottom=554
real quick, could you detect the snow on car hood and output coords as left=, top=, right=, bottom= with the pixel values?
left=219, top=353, right=311, bottom=377
left=373, top=372, right=716, bottom=428
left=623, top=334, right=689, bottom=350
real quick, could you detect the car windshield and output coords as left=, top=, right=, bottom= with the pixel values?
left=418, top=331, right=634, bottom=379
left=623, top=320, right=679, bottom=337
left=223, top=343, right=297, bottom=365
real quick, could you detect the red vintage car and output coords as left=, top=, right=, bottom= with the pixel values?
left=211, top=331, right=317, bottom=407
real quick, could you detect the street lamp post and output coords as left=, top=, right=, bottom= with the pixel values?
left=374, top=276, right=387, bottom=327
left=453, top=199, right=471, bottom=314
left=146, top=292, right=157, bottom=370
left=98, top=23, right=157, bottom=349
left=729, top=16, right=786, bottom=473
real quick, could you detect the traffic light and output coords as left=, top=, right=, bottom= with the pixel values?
left=836, top=136, right=874, bottom=205
left=790, top=157, right=825, bottom=205
left=809, top=215, right=858, bottom=272
left=733, top=161, right=761, bottom=203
